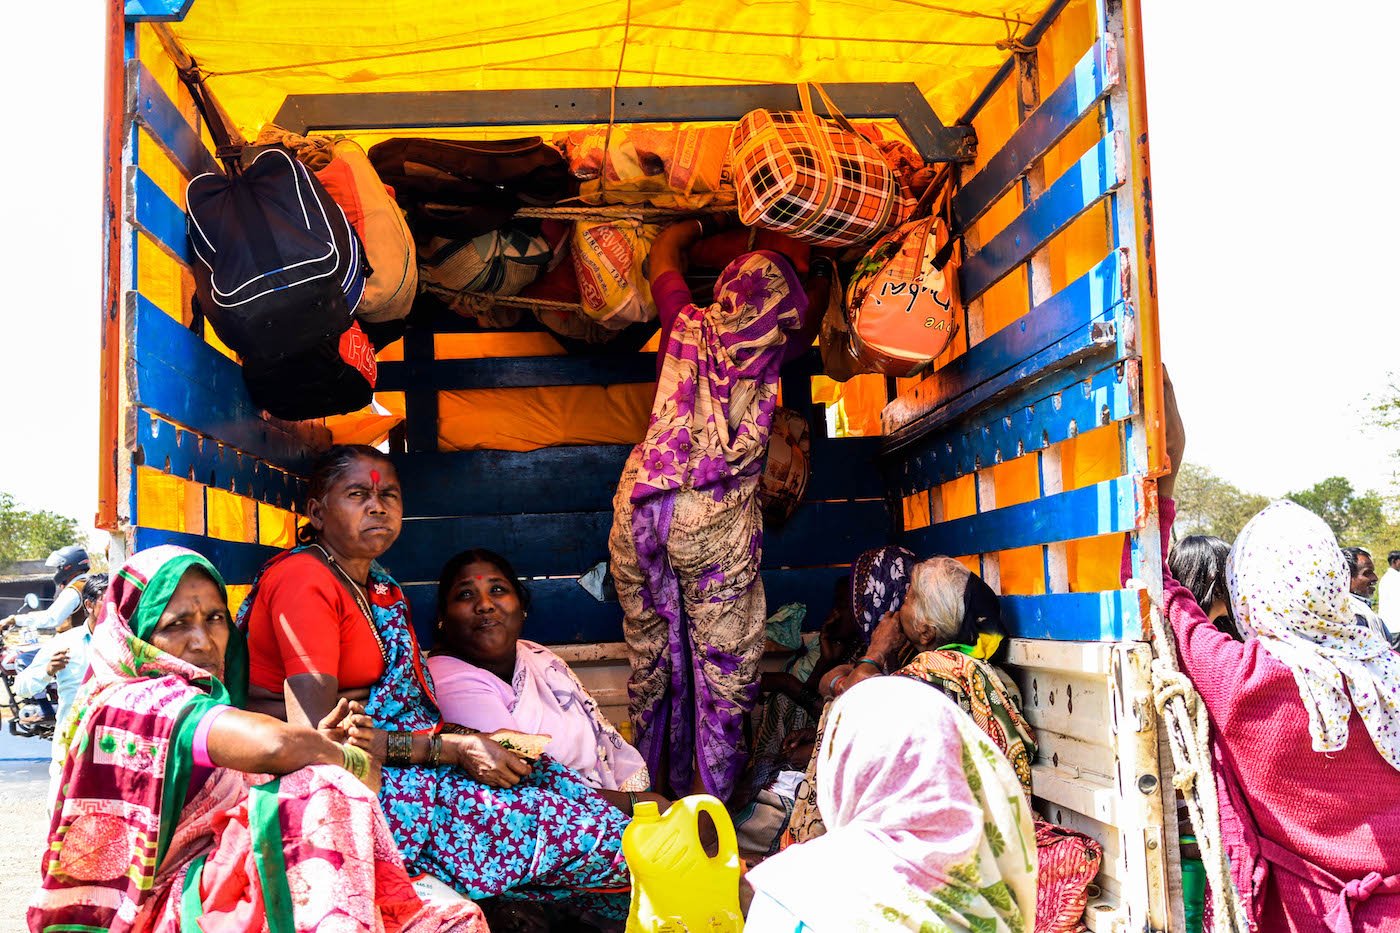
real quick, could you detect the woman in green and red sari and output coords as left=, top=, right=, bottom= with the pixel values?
left=28, top=544, right=484, bottom=933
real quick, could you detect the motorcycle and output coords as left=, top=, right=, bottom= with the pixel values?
left=1, top=593, right=58, bottom=740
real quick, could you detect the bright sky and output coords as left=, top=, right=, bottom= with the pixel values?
left=0, top=2, right=1395, bottom=546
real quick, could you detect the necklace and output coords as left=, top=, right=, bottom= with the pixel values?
left=313, top=543, right=388, bottom=662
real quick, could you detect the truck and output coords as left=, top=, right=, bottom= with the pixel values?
left=100, top=0, right=1182, bottom=928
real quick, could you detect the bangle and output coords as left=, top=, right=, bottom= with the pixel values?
left=340, top=744, right=372, bottom=784
left=428, top=734, right=443, bottom=768
left=830, top=674, right=847, bottom=695
left=694, top=218, right=706, bottom=238
left=627, top=791, right=639, bottom=815
left=854, top=657, right=886, bottom=676
left=385, top=730, right=413, bottom=766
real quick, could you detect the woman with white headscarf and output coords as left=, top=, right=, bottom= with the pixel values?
left=744, top=676, right=1037, bottom=932
left=1148, top=372, right=1400, bottom=931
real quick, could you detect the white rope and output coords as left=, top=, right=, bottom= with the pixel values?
left=1148, top=620, right=1252, bottom=932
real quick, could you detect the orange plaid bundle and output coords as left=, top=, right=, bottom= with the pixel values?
left=730, top=84, right=911, bottom=246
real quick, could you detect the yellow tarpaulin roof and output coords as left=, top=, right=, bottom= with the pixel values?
left=169, top=1, right=1052, bottom=138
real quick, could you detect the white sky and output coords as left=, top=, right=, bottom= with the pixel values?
left=0, top=2, right=1395, bottom=545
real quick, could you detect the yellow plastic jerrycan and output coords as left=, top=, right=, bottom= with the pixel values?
left=623, top=794, right=744, bottom=933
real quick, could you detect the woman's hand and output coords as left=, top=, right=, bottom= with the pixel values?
left=868, top=610, right=909, bottom=665
left=443, top=733, right=532, bottom=789
left=316, top=698, right=372, bottom=745
left=1158, top=366, right=1186, bottom=500
left=818, top=663, right=852, bottom=698
left=835, top=661, right=881, bottom=696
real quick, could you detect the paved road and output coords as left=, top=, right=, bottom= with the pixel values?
left=0, top=758, right=50, bottom=930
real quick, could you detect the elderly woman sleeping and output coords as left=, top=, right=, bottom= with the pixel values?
left=29, top=545, right=483, bottom=932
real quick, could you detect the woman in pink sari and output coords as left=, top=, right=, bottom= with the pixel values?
left=28, top=544, right=484, bottom=933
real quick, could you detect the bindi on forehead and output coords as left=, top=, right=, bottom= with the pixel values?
left=369, top=469, right=382, bottom=486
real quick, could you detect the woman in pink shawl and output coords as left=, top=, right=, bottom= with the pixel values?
left=745, top=675, right=1037, bottom=931
left=29, top=544, right=484, bottom=933
left=427, top=548, right=657, bottom=806
left=609, top=218, right=830, bottom=801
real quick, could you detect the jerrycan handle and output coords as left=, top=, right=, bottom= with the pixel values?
left=688, top=794, right=738, bottom=864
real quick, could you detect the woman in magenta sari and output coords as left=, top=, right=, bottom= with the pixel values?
left=609, top=219, right=829, bottom=801
left=28, top=544, right=483, bottom=933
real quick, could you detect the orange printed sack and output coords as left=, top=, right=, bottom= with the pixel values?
left=844, top=183, right=960, bottom=377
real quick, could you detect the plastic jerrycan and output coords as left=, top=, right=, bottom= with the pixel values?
left=623, top=794, right=744, bottom=933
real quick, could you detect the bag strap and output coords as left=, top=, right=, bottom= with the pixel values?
left=176, top=63, right=245, bottom=175
left=931, top=172, right=961, bottom=273
left=802, top=82, right=862, bottom=138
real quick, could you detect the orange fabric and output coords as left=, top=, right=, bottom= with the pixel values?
left=437, top=384, right=653, bottom=452
left=245, top=552, right=386, bottom=692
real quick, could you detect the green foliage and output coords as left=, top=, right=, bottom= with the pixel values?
left=1172, top=464, right=1271, bottom=543
left=1369, top=373, right=1400, bottom=480
left=0, top=491, right=81, bottom=570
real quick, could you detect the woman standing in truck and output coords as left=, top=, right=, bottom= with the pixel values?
left=608, top=218, right=830, bottom=803
left=1150, top=373, right=1400, bottom=929
left=239, top=445, right=633, bottom=920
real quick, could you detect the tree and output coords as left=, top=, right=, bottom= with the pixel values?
left=1369, top=373, right=1400, bottom=481
left=1172, top=463, right=1271, bottom=543
left=0, top=492, right=81, bottom=570
left=1286, top=476, right=1387, bottom=543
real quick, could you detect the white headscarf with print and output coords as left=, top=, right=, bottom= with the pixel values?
left=1227, top=500, right=1400, bottom=769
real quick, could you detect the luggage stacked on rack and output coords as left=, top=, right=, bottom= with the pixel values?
left=186, top=146, right=378, bottom=420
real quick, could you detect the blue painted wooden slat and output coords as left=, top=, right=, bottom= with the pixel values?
left=399, top=565, right=854, bottom=647
left=125, top=0, right=195, bottom=21
left=377, top=354, right=659, bottom=392
left=402, top=327, right=439, bottom=454
left=960, top=132, right=1126, bottom=303
left=129, top=60, right=218, bottom=179
left=395, top=435, right=885, bottom=519
left=999, top=591, right=1136, bottom=641
left=387, top=499, right=889, bottom=584
left=131, top=168, right=192, bottom=265
left=901, top=476, right=1140, bottom=557
left=955, top=38, right=1118, bottom=230
left=889, top=362, right=1137, bottom=497
left=274, top=84, right=975, bottom=165
left=131, top=294, right=324, bottom=470
left=132, top=528, right=280, bottom=585
left=135, top=410, right=306, bottom=510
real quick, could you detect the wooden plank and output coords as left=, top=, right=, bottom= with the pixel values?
left=131, top=527, right=279, bottom=585
left=955, top=37, right=1119, bottom=229
left=386, top=498, right=889, bottom=584
left=130, top=293, right=328, bottom=469
left=961, top=132, right=1127, bottom=303
left=376, top=353, right=658, bottom=391
left=1031, top=765, right=1119, bottom=827
left=402, top=327, right=439, bottom=454
left=129, top=166, right=191, bottom=265
left=399, top=565, right=853, bottom=646
left=1006, top=637, right=1115, bottom=677
left=128, top=59, right=217, bottom=178
left=889, top=362, right=1135, bottom=496
left=883, top=310, right=1135, bottom=451
left=1000, top=591, right=1133, bottom=641
left=806, top=435, right=886, bottom=501
left=135, top=409, right=306, bottom=510
left=272, top=83, right=976, bottom=164
left=125, top=0, right=195, bottom=21
left=901, top=476, right=1140, bottom=558
left=395, top=446, right=634, bottom=517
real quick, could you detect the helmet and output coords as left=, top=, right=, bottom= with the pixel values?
left=44, top=546, right=90, bottom=589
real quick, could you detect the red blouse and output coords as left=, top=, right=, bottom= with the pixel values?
left=245, top=551, right=386, bottom=693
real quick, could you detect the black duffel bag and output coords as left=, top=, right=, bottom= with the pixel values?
left=368, top=137, right=576, bottom=239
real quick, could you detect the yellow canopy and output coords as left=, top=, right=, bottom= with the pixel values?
left=168, top=1, right=1052, bottom=139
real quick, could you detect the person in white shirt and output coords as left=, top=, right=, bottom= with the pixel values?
left=1342, top=546, right=1397, bottom=649
left=13, top=573, right=108, bottom=809
left=1379, top=550, right=1400, bottom=625
left=0, top=545, right=90, bottom=635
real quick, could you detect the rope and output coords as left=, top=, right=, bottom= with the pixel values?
left=597, top=0, right=634, bottom=205
left=513, top=203, right=734, bottom=221
left=995, top=15, right=1035, bottom=54
left=1146, top=595, right=1252, bottom=932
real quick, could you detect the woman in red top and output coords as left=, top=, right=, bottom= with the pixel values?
left=240, top=445, right=633, bottom=922
left=1149, top=374, right=1400, bottom=931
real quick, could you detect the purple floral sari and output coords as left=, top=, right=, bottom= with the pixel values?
left=618, top=251, right=807, bottom=800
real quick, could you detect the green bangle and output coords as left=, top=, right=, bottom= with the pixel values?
left=854, top=657, right=885, bottom=675
left=340, top=744, right=372, bottom=784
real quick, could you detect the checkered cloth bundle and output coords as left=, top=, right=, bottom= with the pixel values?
left=730, top=84, right=912, bottom=246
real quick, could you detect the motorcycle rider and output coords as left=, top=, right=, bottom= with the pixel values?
left=12, top=573, right=109, bottom=809
left=0, top=545, right=91, bottom=635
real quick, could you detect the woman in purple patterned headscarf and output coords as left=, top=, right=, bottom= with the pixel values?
left=609, top=219, right=830, bottom=801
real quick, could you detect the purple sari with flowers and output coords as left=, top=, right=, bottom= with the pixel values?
left=615, top=251, right=807, bottom=800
